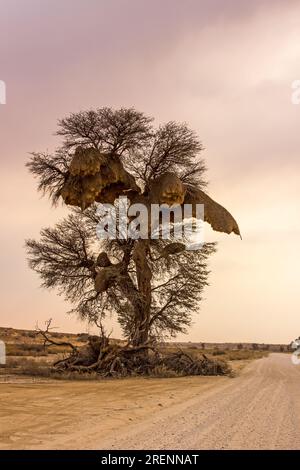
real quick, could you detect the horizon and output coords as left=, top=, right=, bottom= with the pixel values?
left=0, top=323, right=295, bottom=347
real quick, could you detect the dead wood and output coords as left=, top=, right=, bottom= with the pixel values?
left=45, top=333, right=230, bottom=377
left=35, top=319, right=78, bottom=353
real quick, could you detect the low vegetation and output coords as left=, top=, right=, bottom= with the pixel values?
left=0, top=327, right=274, bottom=380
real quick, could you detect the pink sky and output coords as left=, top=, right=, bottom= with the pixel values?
left=0, top=0, right=300, bottom=343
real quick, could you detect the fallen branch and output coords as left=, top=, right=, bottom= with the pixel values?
left=35, top=318, right=78, bottom=353
left=45, top=334, right=230, bottom=377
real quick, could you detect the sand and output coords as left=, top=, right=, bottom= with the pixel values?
left=0, top=354, right=299, bottom=450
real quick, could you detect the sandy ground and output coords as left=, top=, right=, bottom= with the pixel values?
left=0, top=353, right=299, bottom=450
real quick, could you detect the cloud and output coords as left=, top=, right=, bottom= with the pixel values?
left=0, top=0, right=300, bottom=341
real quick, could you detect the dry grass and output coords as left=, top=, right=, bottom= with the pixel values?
left=222, top=349, right=269, bottom=361
left=3, top=357, right=102, bottom=380
left=0, top=327, right=269, bottom=380
left=0, top=326, right=88, bottom=357
left=2, top=349, right=232, bottom=380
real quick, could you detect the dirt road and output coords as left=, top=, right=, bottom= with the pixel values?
left=1, top=354, right=300, bottom=449
left=105, top=353, right=300, bottom=450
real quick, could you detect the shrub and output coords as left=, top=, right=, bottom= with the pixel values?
left=212, top=349, right=226, bottom=356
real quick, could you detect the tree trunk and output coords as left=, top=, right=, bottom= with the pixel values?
left=132, top=240, right=152, bottom=347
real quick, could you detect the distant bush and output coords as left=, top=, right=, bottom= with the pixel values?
left=225, top=350, right=268, bottom=361
left=6, top=343, right=48, bottom=356
left=6, top=340, right=74, bottom=356
left=25, top=331, right=36, bottom=338
left=78, top=333, right=89, bottom=341
left=212, top=349, right=226, bottom=356
left=50, top=332, right=62, bottom=338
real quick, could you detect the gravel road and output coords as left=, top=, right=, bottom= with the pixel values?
left=102, top=353, right=300, bottom=450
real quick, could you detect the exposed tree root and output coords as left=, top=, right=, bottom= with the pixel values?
left=35, top=320, right=230, bottom=377
left=45, top=333, right=230, bottom=377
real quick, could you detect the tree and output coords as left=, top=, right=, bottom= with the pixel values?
left=26, top=107, right=240, bottom=374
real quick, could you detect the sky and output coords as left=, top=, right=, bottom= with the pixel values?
left=0, top=0, right=299, bottom=343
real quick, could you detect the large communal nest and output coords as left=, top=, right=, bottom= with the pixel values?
left=60, top=146, right=139, bottom=210
left=39, top=329, right=230, bottom=377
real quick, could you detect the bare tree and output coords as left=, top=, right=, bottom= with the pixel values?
left=26, top=107, right=239, bottom=373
